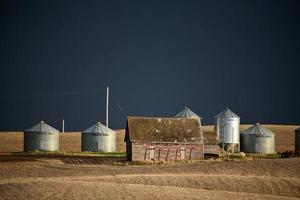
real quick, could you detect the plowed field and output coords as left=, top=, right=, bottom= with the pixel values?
left=0, top=158, right=299, bottom=199
left=0, top=125, right=299, bottom=199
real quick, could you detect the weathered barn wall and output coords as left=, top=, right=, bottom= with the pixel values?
left=130, top=142, right=204, bottom=161
left=204, top=144, right=221, bottom=154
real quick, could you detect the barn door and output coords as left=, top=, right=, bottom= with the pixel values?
left=149, top=146, right=155, bottom=160
left=180, top=147, right=186, bottom=160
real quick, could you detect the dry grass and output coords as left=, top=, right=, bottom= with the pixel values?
left=0, top=125, right=298, bottom=153
left=0, top=132, right=23, bottom=153
left=0, top=129, right=126, bottom=153
left=202, top=125, right=298, bottom=152
left=0, top=125, right=299, bottom=199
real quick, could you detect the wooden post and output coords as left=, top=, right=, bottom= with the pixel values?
left=175, top=149, right=178, bottom=161
left=166, top=148, right=169, bottom=161
left=202, top=143, right=204, bottom=159
left=189, top=148, right=192, bottom=160
left=144, top=147, right=148, bottom=161
left=158, top=148, right=161, bottom=160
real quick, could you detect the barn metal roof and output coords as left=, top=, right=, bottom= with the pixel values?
left=214, top=108, right=239, bottom=118
left=175, top=107, right=202, bottom=119
left=25, top=121, right=59, bottom=133
left=125, top=116, right=202, bottom=143
left=82, top=122, right=115, bottom=134
left=241, top=123, right=274, bottom=136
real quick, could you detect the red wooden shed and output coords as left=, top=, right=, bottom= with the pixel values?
left=125, top=116, right=204, bottom=161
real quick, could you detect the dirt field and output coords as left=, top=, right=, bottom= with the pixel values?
left=0, top=156, right=299, bottom=199
left=0, top=125, right=299, bottom=199
left=0, top=125, right=298, bottom=153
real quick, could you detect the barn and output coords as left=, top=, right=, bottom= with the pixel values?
left=125, top=116, right=204, bottom=161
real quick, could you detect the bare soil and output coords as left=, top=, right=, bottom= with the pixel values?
left=0, top=125, right=299, bottom=199
left=0, top=158, right=299, bottom=199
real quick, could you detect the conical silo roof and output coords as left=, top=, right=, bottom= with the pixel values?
left=214, top=108, right=239, bottom=118
left=242, top=123, right=274, bottom=136
left=175, top=107, right=202, bottom=119
left=82, top=122, right=115, bottom=134
left=25, top=121, right=59, bottom=133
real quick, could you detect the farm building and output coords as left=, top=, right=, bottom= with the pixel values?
left=295, top=127, right=300, bottom=154
left=24, top=121, right=59, bottom=152
left=214, top=108, right=240, bottom=153
left=125, top=116, right=204, bottom=161
left=202, top=131, right=222, bottom=155
left=240, top=123, right=275, bottom=154
left=81, top=122, right=116, bottom=152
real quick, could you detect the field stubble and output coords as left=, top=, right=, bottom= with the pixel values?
left=0, top=125, right=299, bottom=199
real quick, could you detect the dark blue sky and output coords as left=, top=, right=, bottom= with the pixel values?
left=0, top=0, right=300, bottom=130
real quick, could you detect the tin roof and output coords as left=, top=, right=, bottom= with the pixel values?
left=25, top=121, right=59, bottom=133
left=82, top=122, right=115, bottom=134
left=175, top=107, right=202, bottom=119
left=125, top=116, right=202, bottom=143
left=214, top=108, right=239, bottom=118
left=241, top=123, right=274, bottom=136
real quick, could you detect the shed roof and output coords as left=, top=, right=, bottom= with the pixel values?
left=125, top=116, right=202, bottom=143
left=241, top=123, right=274, bottom=137
left=175, top=107, right=202, bottom=119
left=82, top=122, right=114, bottom=134
left=214, top=108, right=239, bottom=118
left=25, top=121, right=59, bottom=133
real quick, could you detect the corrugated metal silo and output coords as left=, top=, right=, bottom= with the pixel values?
left=81, top=122, right=116, bottom=152
left=295, top=127, right=300, bottom=154
left=175, top=107, right=202, bottom=120
left=24, top=121, right=60, bottom=151
left=214, top=108, right=240, bottom=152
left=240, top=123, right=275, bottom=154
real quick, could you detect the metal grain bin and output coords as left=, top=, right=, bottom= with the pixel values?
left=24, top=121, right=60, bottom=152
left=81, top=122, right=116, bottom=152
left=214, top=108, right=240, bottom=152
left=175, top=107, right=202, bottom=120
left=240, top=123, right=275, bottom=154
left=296, top=127, right=300, bottom=154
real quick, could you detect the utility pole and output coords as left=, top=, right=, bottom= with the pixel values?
left=106, top=86, right=109, bottom=127
left=62, top=119, right=65, bottom=133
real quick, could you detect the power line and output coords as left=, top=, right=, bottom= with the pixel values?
left=117, top=103, right=128, bottom=118
left=109, top=92, right=128, bottom=118
left=0, top=88, right=106, bottom=99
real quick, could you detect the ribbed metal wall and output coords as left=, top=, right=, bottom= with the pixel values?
left=240, top=134, right=275, bottom=154
left=81, top=132, right=116, bottom=152
left=214, top=108, right=240, bottom=152
left=295, top=128, right=300, bottom=154
left=216, top=117, right=240, bottom=144
left=215, top=117, right=240, bottom=152
left=24, top=132, right=59, bottom=151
